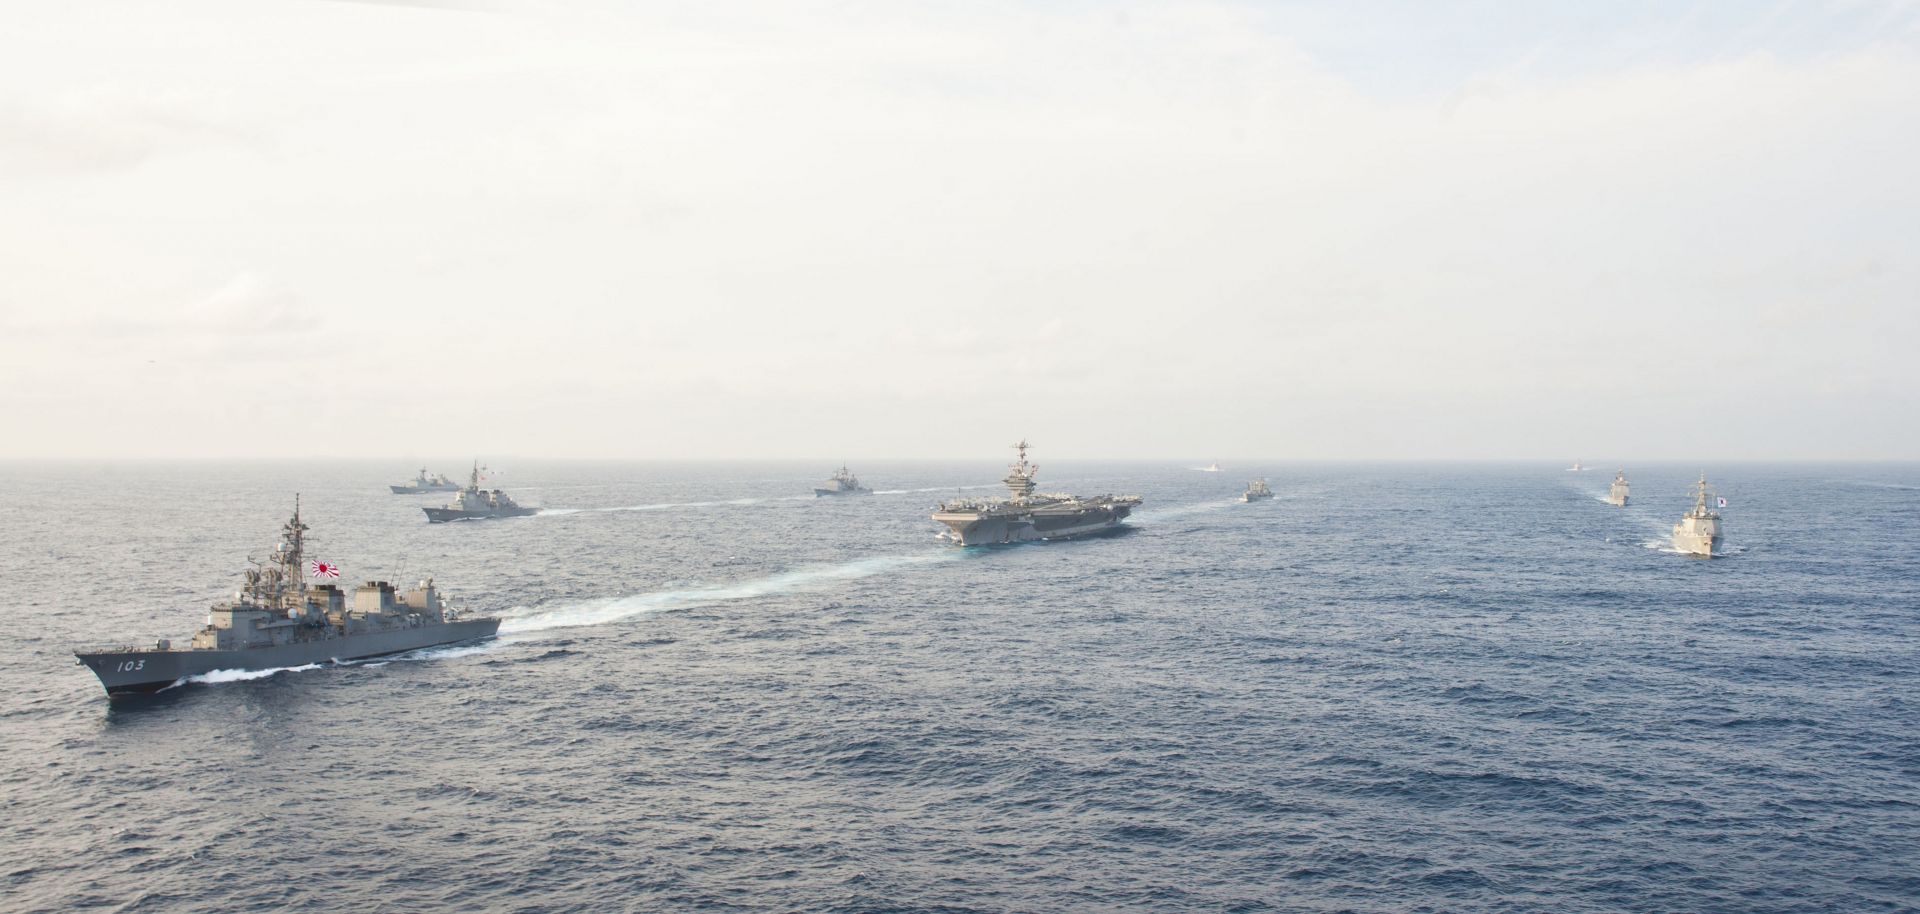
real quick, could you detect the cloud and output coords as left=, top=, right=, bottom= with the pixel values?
left=0, top=87, right=257, bottom=177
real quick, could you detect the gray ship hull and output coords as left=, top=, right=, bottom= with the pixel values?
left=814, top=487, right=873, bottom=497
left=934, top=504, right=1135, bottom=546
left=424, top=506, right=538, bottom=522
left=391, top=484, right=460, bottom=494
left=76, top=618, right=501, bottom=697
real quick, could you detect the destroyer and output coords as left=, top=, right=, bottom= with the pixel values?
left=389, top=467, right=460, bottom=494
left=815, top=465, right=873, bottom=497
left=1608, top=470, right=1631, bottom=506
left=424, top=462, right=537, bottom=522
left=932, top=441, right=1141, bottom=545
left=75, top=498, right=498, bottom=697
left=1671, top=474, right=1724, bottom=557
left=1241, top=478, right=1273, bottom=502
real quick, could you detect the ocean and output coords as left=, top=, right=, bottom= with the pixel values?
left=1, top=461, right=1915, bottom=913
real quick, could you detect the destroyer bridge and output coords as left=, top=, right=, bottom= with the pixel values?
left=932, top=440, right=1142, bottom=545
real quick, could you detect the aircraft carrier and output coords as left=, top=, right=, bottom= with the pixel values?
left=932, top=441, right=1141, bottom=545
left=75, top=498, right=498, bottom=697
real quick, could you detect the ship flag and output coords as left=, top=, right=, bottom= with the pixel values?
left=308, top=560, right=341, bottom=579
left=1716, top=497, right=1728, bottom=508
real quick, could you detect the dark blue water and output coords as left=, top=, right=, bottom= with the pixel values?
left=2, top=461, right=1916, bottom=913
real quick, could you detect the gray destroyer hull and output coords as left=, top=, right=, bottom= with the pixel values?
left=76, top=618, right=500, bottom=697
left=814, top=488, right=873, bottom=497
left=391, top=484, right=460, bottom=494
left=424, top=506, right=538, bottom=522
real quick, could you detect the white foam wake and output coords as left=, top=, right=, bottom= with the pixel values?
left=873, top=484, right=1003, bottom=496
left=499, top=552, right=958, bottom=634
left=176, top=663, right=327, bottom=687
left=540, top=494, right=843, bottom=516
left=1129, top=499, right=1239, bottom=524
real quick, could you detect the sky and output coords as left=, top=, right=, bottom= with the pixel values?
left=1, top=0, right=1916, bottom=461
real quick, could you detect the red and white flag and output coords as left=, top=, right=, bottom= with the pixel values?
left=308, top=560, right=341, bottom=579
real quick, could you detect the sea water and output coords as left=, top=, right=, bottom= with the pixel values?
left=0, top=461, right=1915, bottom=913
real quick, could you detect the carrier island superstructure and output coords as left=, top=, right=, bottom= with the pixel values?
left=932, top=441, right=1142, bottom=545
left=75, top=498, right=499, bottom=697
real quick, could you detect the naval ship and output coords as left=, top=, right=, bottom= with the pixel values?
left=932, top=441, right=1142, bottom=545
left=424, top=462, right=537, bottom=522
left=75, top=498, right=498, bottom=697
left=1241, top=478, right=1273, bottom=502
left=1608, top=470, right=1631, bottom=506
left=815, top=465, right=873, bottom=497
left=390, top=467, right=460, bottom=494
left=1671, top=475, right=1724, bottom=557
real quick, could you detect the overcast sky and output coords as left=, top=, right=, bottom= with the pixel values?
left=2, top=1, right=1915, bottom=460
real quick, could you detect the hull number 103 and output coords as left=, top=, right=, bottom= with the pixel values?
left=114, top=659, right=146, bottom=672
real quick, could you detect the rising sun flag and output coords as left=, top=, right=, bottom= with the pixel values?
left=308, top=560, right=341, bottom=579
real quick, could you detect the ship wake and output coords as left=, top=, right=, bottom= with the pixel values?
left=500, top=552, right=959, bottom=634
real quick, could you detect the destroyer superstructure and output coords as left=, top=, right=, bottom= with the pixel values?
left=1241, top=479, right=1273, bottom=502
left=424, top=461, right=537, bottom=522
left=75, top=498, right=498, bottom=697
left=1671, top=475, right=1724, bottom=557
left=815, top=465, right=873, bottom=497
left=932, top=441, right=1141, bottom=545
left=1608, top=470, right=1631, bottom=506
left=390, top=467, right=460, bottom=494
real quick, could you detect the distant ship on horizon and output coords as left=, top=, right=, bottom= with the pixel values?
left=1568, top=459, right=1587, bottom=472
left=814, top=465, right=873, bottom=497
left=389, top=467, right=460, bottom=494
left=424, top=462, right=537, bottom=523
left=1608, top=469, right=1630, bottom=506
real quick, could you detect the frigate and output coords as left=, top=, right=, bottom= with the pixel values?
left=75, top=498, right=498, bottom=697
left=423, top=462, right=537, bottom=522
left=1671, top=474, right=1724, bottom=557
left=814, top=465, right=873, bottom=497
left=1241, top=478, right=1273, bottom=502
left=1608, top=470, right=1631, bottom=506
left=932, top=441, right=1142, bottom=545
left=389, top=467, right=460, bottom=494
left=1568, top=459, right=1587, bottom=472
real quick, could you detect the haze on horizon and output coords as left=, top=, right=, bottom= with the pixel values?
left=1, top=1, right=1915, bottom=462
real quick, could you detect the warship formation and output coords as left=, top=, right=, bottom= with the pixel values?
left=424, top=462, right=537, bottom=522
left=75, top=499, right=499, bottom=696
left=68, top=451, right=1740, bottom=698
left=931, top=441, right=1142, bottom=545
